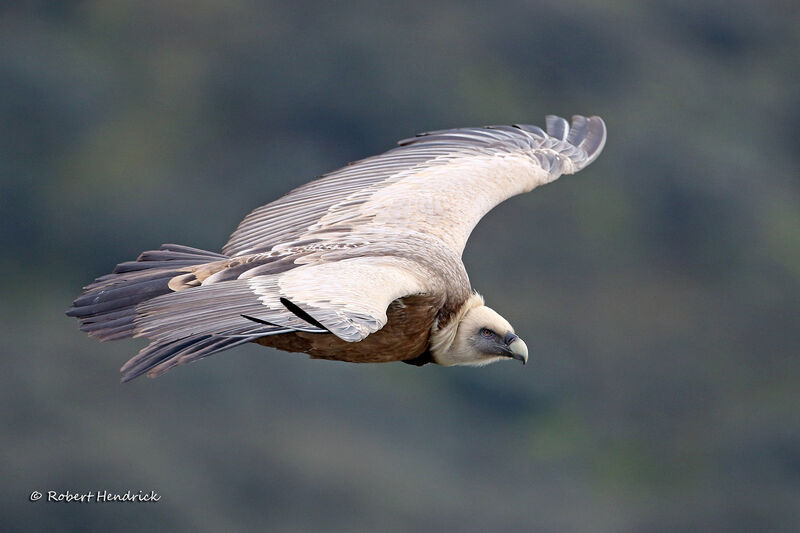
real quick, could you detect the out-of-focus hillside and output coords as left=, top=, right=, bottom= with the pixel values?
left=1, top=1, right=799, bottom=531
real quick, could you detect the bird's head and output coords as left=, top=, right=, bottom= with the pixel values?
left=431, top=301, right=528, bottom=367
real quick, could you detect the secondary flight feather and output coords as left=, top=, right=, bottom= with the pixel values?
left=67, top=115, right=607, bottom=381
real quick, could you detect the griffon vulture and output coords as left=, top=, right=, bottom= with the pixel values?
left=67, top=115, right=606, bottom=381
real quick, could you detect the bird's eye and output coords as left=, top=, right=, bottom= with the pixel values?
left=480, top=328, right=493, bottom=338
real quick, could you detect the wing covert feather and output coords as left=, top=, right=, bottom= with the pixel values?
left=257, top=256, right=431, bottom=342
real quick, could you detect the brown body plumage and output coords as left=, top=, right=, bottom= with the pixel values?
left=67, top=115, right=606, bottom=381
left=255, top=294, right=444, bottom=363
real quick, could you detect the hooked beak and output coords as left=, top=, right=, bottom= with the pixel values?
left=503, top=332, right=529, bottom=365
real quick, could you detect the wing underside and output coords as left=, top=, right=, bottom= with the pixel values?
left=223, top=115, right=606, bottom=257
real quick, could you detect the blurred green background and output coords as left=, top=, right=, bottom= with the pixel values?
left=2, top=1, right=799, bottom=531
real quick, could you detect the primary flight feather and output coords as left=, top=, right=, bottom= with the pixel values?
left=67, top=115, right=606, bottom=381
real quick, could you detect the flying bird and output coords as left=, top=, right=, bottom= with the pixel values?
left=67, top=115, right=606, bottom=381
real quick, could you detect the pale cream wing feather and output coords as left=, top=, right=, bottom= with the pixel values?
left=223, top=115, right=606, bottom=257
left=252, top=257, right=432, bottom=341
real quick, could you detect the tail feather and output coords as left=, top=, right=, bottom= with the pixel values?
left=67, top=244, right=227, bottom=342
left=68, top=243, right=299, bottom=381
left=71, top=276, right=176, bottom=311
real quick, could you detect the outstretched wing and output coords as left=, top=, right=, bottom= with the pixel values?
left=224, top=115, right=606, bottom=257
left=135, top=256, right=429, bottom=343
left=122, top=256, right=433, bottom=381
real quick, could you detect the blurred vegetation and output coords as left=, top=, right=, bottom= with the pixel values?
left=1, top=1, right=799, bottom=531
